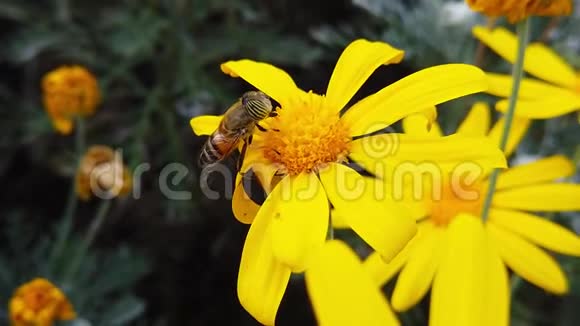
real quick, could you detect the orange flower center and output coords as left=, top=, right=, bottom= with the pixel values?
left=428, top=180, right=485, bottom=226
left=262, top=93, right=351, bottom=175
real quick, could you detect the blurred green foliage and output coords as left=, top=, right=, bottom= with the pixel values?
left=0, top=0, right=578, bottom=325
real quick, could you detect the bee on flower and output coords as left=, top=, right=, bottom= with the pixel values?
left=198, top=91, right=275, bottom=169
left=473, top=26, right=580, bottom=121
left=9, top=278, right=76, bottom=326
left=364, top=103, right=580, bottom=326
left=76, top=145, right=132, bottom=201
left=42, top=65, right=101, bottom=135
left=466, top=0, right=572, bottom=22
left=191, top=39, right=507, bottom=324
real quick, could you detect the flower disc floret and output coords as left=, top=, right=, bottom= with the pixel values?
left=263, top=94, right=351, bottom=175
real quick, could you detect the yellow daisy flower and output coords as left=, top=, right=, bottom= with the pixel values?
left=191, top=39, right=507, bottom=325
left=42, top=65, right=101, bottom=135
left=466, top=0, right=572, bottom=22
left=306, top=240, right=399, bottom=326
left=473, top=26, right=580, bottom=120
left=9, top=278, right=76, bottom=326
left=364, top=102, right=580, bottom=326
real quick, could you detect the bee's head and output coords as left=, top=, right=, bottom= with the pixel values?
left=242, top=91, right=270, bottom=107
left=242, top=91, right=274, bottom=121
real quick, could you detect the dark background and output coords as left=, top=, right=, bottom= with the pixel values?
left=0, top=0, right=579, bottom=325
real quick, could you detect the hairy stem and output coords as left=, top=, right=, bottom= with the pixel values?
left=481, top=19, right=531, bottom=222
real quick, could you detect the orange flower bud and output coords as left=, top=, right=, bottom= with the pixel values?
left=42, top=65, right=101, bottom=135
left=9, top=278, right=76, bottom=326
left=76, top=145, right=132, bottom=201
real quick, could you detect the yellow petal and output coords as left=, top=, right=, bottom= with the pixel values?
left=402, top=110, right=443, bottom=138
left=190, top=115, right=222, bottom=136
left=430, top=214, right=509, bottom=326
left=400, top=200, right=429, bottom=221
left=326, top=39, right=404, bottom=113
left=364, top=250, right=408, bottom=288
left=483, top=234, right=510, bottom=326
left=241, top=149, right=279, bottom=194
left=318, top=163, right=417, bottom=262
left=349, top=133, right=506, bottom=179
left=342, top=64, right=487, bottom=136
left=496, top=96, right=580, bottom=120
left=487, top=115, right=530, bottom=157
left=221, top=60, right=304, bottom=108
left=486, top=73, right=572, bottom=100
left=496, top=155, right=575, bottom=190
left=305, top=240, right=400, bottom=326
left=487, top=223, right=568, bottom=294
left=489, top=208, right=580, bottom=256
left=232, top=174, right=260, bottom=224
left=494, top=184, right=580, bottom=211
left=473, top=26, right=577, bottom=88
left=238, top=182, right=291, bottom=325
left=456, top=102, right=490, bottom=137
left=330, top=207, right=350, bottom=229
left=363, top=221, right=434, bottom=286
left=472, top=26, right=517, bottom=66
left=270, top=173, right=329, bottom=272
left=522, top=43, right=578, bottom=89
left=392, top=225, right=443, bottom=312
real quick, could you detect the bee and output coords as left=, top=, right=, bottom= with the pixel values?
left=199, top=91, right=276, bottom=169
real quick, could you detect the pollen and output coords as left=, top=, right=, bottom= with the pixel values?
left=429, top=180, right=485, bottom=226
left=262, top=92, right=351, bottom=175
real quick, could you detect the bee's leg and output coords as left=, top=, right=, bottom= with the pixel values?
left=255, top=123, right=267, bottom=132
left=256, top=122, right=280, bottom=132
left=269, top=111, right=278, bottom=117
left=237, top=138, right=250, bottom=172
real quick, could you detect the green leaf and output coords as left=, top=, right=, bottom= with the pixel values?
left=0, top=1, right=32, bottom=22
left=4, top=26, right=66, bottom=63
left=105, top=10, right=169, bottom=59
left=98, top=295, right=145, bottom=326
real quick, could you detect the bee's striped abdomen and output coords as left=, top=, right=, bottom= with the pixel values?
left=199, top=131, right=241, bottom=168
left=199, top=135, right=221, bottom=168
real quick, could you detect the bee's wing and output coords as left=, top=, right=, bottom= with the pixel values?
left=211, top=130, right=245, bottom=158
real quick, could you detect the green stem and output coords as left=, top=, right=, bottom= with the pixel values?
left=50, top=117, right=86, bottom=268
left=481, top=19, right=531, bottom=223
left=56, top=0, right=71, bottom=23
left=64, top=199, right=112, bottom=281
left=75, top=116, right=86, bottom=155
left=83, top=199, right=112, bottom=247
